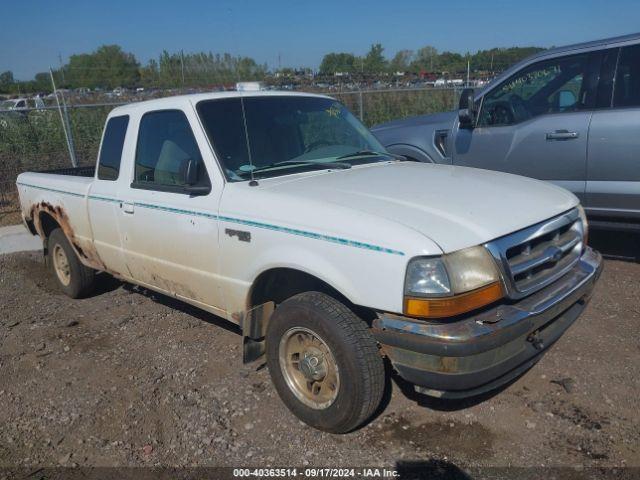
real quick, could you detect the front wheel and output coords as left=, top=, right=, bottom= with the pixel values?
left=266, top=292, right=385, bottom=433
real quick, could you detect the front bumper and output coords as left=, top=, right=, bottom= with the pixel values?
left=372, top=247, right=603, bottom=398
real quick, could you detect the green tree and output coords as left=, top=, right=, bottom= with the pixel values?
left=319, top=53, right=358, bottom=74
left=32, top=72, right=51, bottom=92
left=412, top=46, right=439, bottom=73
left=363, top=43, right=387, bottom=73
left=65, top=45, right=140, bottom=89
left=389, top=50, right=413, bottom=72
left=438, top=51, right=465, bottom=73
left=0, top=70, right=14, bottom=93
left=154, top=50, right=267, bottom=87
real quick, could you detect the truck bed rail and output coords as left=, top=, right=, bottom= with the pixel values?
left=38, top=166, right=96, bottom=178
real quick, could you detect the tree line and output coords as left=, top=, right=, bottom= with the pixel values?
left=0, top=43, right=545, bottom=94
left=0, top=45, right=268, bottom=94
left=319, top=43, right=545, bottom=76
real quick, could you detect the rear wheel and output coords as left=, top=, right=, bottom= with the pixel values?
left=266, top=292, right=385, bottom=433
left=47, top=228, right=95, bottom=298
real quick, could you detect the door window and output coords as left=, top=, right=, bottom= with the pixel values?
left=479, top=54, right=590, bottom=126
left=97, top=115, right=129, bottom=181
left=613, top=45, right=640, bottom=108
left=134, top=110, right=210, bottom=191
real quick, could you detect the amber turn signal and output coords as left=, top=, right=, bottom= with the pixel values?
left=404, top=281, right=504, bottom=319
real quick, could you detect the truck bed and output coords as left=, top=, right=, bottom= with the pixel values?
left=16, top=170, right=99, bottom=268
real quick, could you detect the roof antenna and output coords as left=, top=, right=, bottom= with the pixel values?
left=240, top=96, right=258, bottom=186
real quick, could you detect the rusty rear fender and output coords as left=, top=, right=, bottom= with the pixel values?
left=30, top=201, right=106, bottom=271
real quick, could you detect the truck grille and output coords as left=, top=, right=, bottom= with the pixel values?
left=485, top=209, right=584, bottom=299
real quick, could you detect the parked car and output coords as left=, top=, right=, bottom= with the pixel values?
left=0, top=97, right=33, bottom=111
left=372, top=33, right=640, bottom=232
left=17, top=91, right=601, bottom=433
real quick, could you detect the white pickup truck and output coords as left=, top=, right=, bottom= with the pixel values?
left=17, top=91, right=602, bottom=433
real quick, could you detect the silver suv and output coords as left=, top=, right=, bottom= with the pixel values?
left=372, top=33, right=640, bottom=231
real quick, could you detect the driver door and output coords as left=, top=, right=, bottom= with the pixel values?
left=452, top=52, right=599, bottom=203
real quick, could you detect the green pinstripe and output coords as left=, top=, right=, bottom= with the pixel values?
left=17, top=181, right=404, bottom=256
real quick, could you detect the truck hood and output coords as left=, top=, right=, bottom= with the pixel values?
left=260, top=162, right=578, bottom=253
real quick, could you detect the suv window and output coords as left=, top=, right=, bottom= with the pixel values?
left=134, top=110, right=209, bottom=191
left=479, top=54, right=590, bottom=127
left=614, top=45, right=640, bottom=108
left=97, top=115, right=129, bottom=181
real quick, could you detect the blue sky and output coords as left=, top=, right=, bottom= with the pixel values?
left=1, top=0, right=639, bottom=80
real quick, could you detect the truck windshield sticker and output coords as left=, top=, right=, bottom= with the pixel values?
left=325, top=104, right=341, bottom=118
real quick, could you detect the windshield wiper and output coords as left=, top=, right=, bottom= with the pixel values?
left=243, top=160, right=352, bottom=175
left=336, top=150, right=391, bottom=160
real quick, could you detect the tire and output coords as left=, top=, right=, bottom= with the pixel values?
left=47, top=228, right=95, bottom=298
left=266, top=291, right=385, bottom=433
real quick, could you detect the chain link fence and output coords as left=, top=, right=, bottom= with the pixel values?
left=0, top=86, right=460, bottom=223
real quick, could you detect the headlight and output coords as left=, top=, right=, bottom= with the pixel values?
left=404, top=246, right=504, bottom=319
left=405, top=257, right=451, bottom=296
left=577, top=204, right=588, bottom=246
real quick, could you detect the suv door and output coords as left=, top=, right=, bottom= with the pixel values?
left=118, top=108, right=225, bottom=314
left=586, top=44, right=640, bottom=223
left=452, top=52, right=600, bottom=203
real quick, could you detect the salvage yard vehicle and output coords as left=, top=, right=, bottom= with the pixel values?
left=17, top=91, right=602, bottom=433
left=372, top=33, right=640, bottom=232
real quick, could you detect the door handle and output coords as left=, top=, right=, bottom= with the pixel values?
left=121, top=202, right=135, bottom=214
left=546, top=130, right=579, bottom=141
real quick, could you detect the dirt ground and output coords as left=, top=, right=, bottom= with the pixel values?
left=0, top=230, right=638, bottom=476
left=0, top=208, right=20, bottom=228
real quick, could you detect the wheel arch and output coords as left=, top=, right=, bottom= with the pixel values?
left=249, top=267, right=351, bottom=310
left=385, top=143, right=435, bottom=163
left=246, top=265, right=377, bottom=323
left=29, top=202, right=105, bottom=270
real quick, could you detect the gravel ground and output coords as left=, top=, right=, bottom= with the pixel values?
left=0, top=231, right=638, bottom=475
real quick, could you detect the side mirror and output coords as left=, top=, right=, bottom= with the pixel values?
left=182, top=158, right=210, bottom=195
left=184, top=157, right=199, bottom=185
left=458, top=88, right=477, bottom=129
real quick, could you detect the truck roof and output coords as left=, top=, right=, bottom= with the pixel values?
left=526, top=32, right=640, bottom=62
left=109, top=90, right=333, bottom=115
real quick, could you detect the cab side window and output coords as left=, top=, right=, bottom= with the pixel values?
left=97, top=115, right=129, bottom=181
left=479, top=54, right=589, bottom=127
left=614, top=45, right=640, bottom=108
left=134, top=110, right=210, bottom=192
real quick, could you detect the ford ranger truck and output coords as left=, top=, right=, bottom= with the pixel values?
left=16, top=91, right=602, bottom=433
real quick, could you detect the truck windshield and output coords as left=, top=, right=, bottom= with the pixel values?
left=196, top=96, right=391, bottom=181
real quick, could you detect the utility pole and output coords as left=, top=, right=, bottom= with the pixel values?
left=180, top=50, right=185, bottom=88
left=466, top=58, right=470, bottom=87
left=58, top=53, right=65, bottom=84
left=49, top=68, right=77, bottom=167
